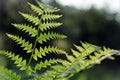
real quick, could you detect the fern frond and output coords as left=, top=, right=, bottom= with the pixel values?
left=12, top=24, right=38, bottom=37
left=35, top=0, right=60, bottom=13
left=28, top=2, right=43, bottom=15
left=37, top=32, right=67, bottom=44
left=55, top=44, right=115, bottom=79
left=75, top=48, right=114, bottom=71
left=34, top=59, right=64, bottom=72
left=55, top=59, right=71, bottom=67
left=38, top=43, right=116, bottom=79
left=73, top=42, right=96, bottom=58
left=51, top=65, right=67, bottom=73
left=89, top=47, right=114, bottom=64
left=42, top=14, right=62, bottom=21
left=0, top=51, right=27, bottom=71
left=35, top=0, right=47, bottom=10
left=6, top=34, right=33, bottom=53
left=66, top=55, right=76, bottom=63
left=33, top=46, right=67, bottom=60
left=19, top=12, right=40, bottom=25
left=66, top=42, right=96, bottom=63
left=34, top=59, right=72, bottom=79
left=37, top=63, right=69, bottom=79
left=36, top=65, right=67, bottom=80
left=0, top=67, right=21, bottom=80
left=44, top=8, right=60, bottom=13
left=1, top=0, right=120, bottom=80
left=40, top=22, right=62, bottom=31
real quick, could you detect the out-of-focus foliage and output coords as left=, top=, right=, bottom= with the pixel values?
left=60, top=6, right=120, bottom=48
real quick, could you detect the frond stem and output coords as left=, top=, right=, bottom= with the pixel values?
left=27, top=25, right=40, bottom=66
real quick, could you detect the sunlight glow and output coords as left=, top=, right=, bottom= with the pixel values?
left=56, top=0, right=120, bottom=13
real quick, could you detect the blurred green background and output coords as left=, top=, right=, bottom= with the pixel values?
left=0, top=0, right=120, bottom=80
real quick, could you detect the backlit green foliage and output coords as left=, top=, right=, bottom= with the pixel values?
left=0, top=0, right=120, bottom=80
left=0, top=67, right=21, bottom=80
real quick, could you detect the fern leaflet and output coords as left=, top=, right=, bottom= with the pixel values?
left=12, top=24, right=38, bottom=37
left=33, top=46, right=67, bottom=60
left=37, top=32, right=67, bottom=44
left=0, top=51, right=27, bottom=71
left=6, top=34, right=33, bottom=53
left=0, top=67, right=21, bottom=80
left=19, top=12, right=40, bottom=25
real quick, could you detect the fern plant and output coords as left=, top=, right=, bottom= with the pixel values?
left=0, top=0, right=120, bottom=80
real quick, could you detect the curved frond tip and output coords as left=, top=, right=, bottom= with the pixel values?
left=28, top=2, right=43, bottom=15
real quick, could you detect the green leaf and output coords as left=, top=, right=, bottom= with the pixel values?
left=44, top=8, right=60, bottom=13
left=19, top=12, right=40, bottom=25
left=34, top=59, right=61, bottom=72
left=0, top=67, right=21, bottom=80
left=0, top=51, right=27, bottom=71
left=26, top=66, right=33, bottom=75
left=33, top=46, right=67, bottom=60
left=35, top=0, right=47, bottom=10
left=12, top=24, right=38, bottom=37
left=39, top=22, right=62, bottom=31
left=6, top=34, right=33, bottom=53
left=42, top=14, right=62, bottom=20
left=37, top=32, right=67, bottom=44
left=28, top=2, right=43, bottom=15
